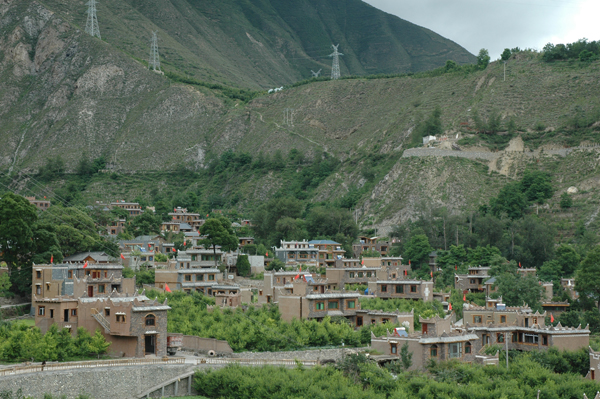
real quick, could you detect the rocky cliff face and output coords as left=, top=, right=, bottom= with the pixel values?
left=0, top=0, right=227, bottom=173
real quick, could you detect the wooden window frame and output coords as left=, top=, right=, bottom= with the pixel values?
left=315, top=301, right=325, bottom=311
left=473, top=315, right=482, bottom=323
left=395, top=285, right=404, bottom=294
left=145, top=314, right=156, bottom=326
left=327, top=300, right=339, bottom=310
left=347, top=300, right=356, bottom=309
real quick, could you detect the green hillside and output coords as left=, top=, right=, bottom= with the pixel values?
left=2, top=0, right=600, bottom=236
left=37, top=0, right=475, bottom=88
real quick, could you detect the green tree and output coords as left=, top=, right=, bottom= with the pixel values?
left=127, top=212, right=161, bottom=237
left=560, top=193, right=573, bottom=209
left=538, top=260, right=562, bottom=283
left=490, top=182, right=528, bottom=219
left=403, top=234, right=432, bottom=272
left=0, top=273, right=11, bottom=295
left=0, top=193, right=38, bottom=270
left=236, top=254, right=251, bottom=277
left=155, top=253, right=168, bottom=262
left=361, top=249, right=381, bottom=258
left=266, top=258, right=285, bottom=271
left=575, top=246, right=600, bottom=311
left=520, top=170, right=553, bottom=204
left=200, top=218, right=238, bottom=267
left=554, top=244, right=580, bottom=277
left=399, top=342, right=413, bottom=370
left=477, top=48, right=490, bottom=69
left=495, top=273, right=543, bottom=310
left=89, top=329, right=111, bottom=358
left=501, top=48, right=511, bottom=61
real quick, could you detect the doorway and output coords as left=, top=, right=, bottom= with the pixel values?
left=64, top=309, right=69, bottom=322
left=88, top=286, right=94, bottom=297
left=145, top=335, right=156, bottom=355
left=356, top=316, right=363, bottom=327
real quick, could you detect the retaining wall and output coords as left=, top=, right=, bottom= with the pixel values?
left=181, top=335, right=233, bottom=354
left=232, top=347, right=365, bottom=362
left=0, top=364, right=193, bottom=399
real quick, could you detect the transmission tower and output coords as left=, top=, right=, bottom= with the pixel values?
left=85, top=0, right=101, bottom=39
left=149, top=31, right=161, bottom=71
left=329, top=44, right=343, bottom=80
left=311, top=69, right=322, bottom=78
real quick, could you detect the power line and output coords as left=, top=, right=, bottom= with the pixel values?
left=149, top=31, right=161, bottom=72
left=85, top=0, right=101, bottom=39
left=329, top=44, right=343, bottom=80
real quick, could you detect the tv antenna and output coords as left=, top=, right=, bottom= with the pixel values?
left=329, top=44, right=343, bottom=80
left=85, top=0, right=101, bottom=39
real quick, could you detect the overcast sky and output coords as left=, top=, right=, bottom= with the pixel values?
left=364, top=0, right=600, bottom=59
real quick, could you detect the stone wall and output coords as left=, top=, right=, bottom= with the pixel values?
left=182, top=335, right=233, bottom=354
left=232, top=347, right=366, bottom=362
left=0, top=364, right=193, bottom=399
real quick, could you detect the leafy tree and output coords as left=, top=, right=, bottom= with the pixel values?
left=266, top=258, right=285, bottom=271
left=403, top=234, right=432, bottom=270
left=0, top=193, right=38, bottom=270
left=89, top=329, right=111, bottom=358
left=520, top=170, right=553, bottom=204
left=155, top=253, right=168, bottom=262
left=127, top=212, right=162, bottom=237
left=554, top=244, right=580, bottom=277
left=575, top=246, right=600, bottom=311
left=501, top=48, right=511, bottom=61
left=477, top=48, right=490, bottom=69
left=539, top=260, right=562, bottom=283
left=0, top=273, right=11, bottom=295
left=494, top=273, right=543, bottom=310
left=560, top=193, right=573, bottom=209
left=236, top=254, right=251, bottom=277
left=399, top=342, right=413, bottom=370
left=200, top=218, right=238, bottom=267
left=489, top=182, right=528, bottom=219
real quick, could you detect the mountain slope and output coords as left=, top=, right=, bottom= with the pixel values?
left=37, top=0, right=476, bottom=88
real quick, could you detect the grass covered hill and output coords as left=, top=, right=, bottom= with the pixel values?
left=38, top=0, right=475, bottom=88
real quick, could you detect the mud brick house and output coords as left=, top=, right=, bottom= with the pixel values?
left=111, top=201, right=143, bottom=217
left=542, top=300, right=570, bottom=318
left=26, top=196, right=51, bottom=211
left=167, top=207, right=205, bottom=230
left=326, top=267, right=380, bottom=290
left=371, top=314, right=497, bottom=370
left=62, top=251, right=117, bottom=265
left=454, top=266, right=491, bottom=293
left=176, top=249, right=224, bottom=269
left=353, top=236, right=391, bottom=257
left=155, top=268, right=222, bottom=294
left=257, top=271, right=314, bottom=305
left=588, top=348, right=600, bottom=381
left=32, top=263, right=170, bottom=357
left=308, top=240, right=346, bottom=267
left=275, top=240, right=319, bottom=266
left=462, top=297, right=589, bottom=351
left=367, top=278, right=434, bottom=301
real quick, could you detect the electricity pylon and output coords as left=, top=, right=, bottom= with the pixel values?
left=329, top=44, right=343, bottom=80
left=149, top=31, right=161, bottom=71
left=85, top=0, right=101, bottom=39
left=311, top=69, right=322, bottom=78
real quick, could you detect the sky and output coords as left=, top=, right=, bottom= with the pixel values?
left=364, top=0, right=600, bottom=59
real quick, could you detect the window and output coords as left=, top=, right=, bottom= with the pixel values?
left=382, top=318, right=389, bottom=323
left=105, top=309, right=110, bottom=317
left=208, top=274, right=215, bottom=281
left=98, top=284, right=105, bottom=293
left=512, top=333, right=518, bottom=342
left=36, top=285, right=41, bottom=295
left=36, top=271, right=41, bottom=279
left=92, top=271, right=100, bottom=279
left=533, top=317, right=538, bottom=325
left=430, top=345, right=438, bottom=357
left=71, top=309, right=77, bottom=316
left=524, top=334, right=539, bottom=344
left=104, top=271, right=108, bottom=278
left=38, top=306, right=45, bottom=316
left=116, top=314, right=126, bottom=323
left=381, top=285, right=387, bottom=292
left=470, top=279, right=476, bottom=284
left=465, top=342, right=472, bottom=354
left=366, top=272, right=372, bottom=277
left=145, top=314, right=156, bottom=326
left=473, top=315, right=482, bottom=323
left=185, top=275, right=192, bottom=282
left=358, top=272, right=363, bottom=278
left=448, top=343, right=462, bottom=358
left=497, top=333, right=505, bottom=343
left=68, top=271, right=73, bottom=279
left=328, top=301, right=339, bottom=309
left=259, top=290, right=263, bottom=296
left=395, top=285, right=404, bottom=294
left=542, top=335, right=548, bottom=346
left=347, top=300, right=356, bottom=309
left=316, top=302, right=325, bottom=310
left=391, top=344, right=397, bottom=354
left=197, top=274, right=204, bottom=281
left=85, top=270, right=90, bottom=276
left=349, top=272, right=355, bottom=278
left=500, top=315, right=506, bottom=323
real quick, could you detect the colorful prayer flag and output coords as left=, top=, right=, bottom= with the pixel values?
left=83, top=261, right=88, bottom=269
left=551, top=314, right=554, bottom=323
left=120, top=253, right=125, bottom=260
left=50, top=255, right=53, bottom=264
left=165, top=283, right=172, bottom=293
left=448, top=303, right=453, bottom=311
